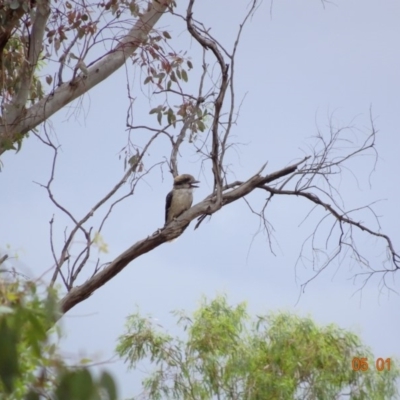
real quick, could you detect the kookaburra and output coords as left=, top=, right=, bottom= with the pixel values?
left=165, top=174, right=200, bottom=228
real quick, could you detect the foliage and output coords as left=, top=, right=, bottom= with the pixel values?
left=116, top=295, right=399, bottom=400
left=0, top=36, right=44, bottom=105
left=0, top=0, right=196, bottom=154
left=0, top=272, right=118, bottom=400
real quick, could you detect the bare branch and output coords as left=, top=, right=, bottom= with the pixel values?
left=260, top=185, right=399, bottom=283
left=186, top=0, right=230, bottom=203
left=0, top=254, right=8, bottom=266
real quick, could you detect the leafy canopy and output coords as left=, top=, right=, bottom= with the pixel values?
left=0, top=274, right=118, bottom=400
left=117, top=295, right=399, bottom=400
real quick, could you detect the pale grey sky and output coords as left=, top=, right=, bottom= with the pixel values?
left=1, top=0, right=400, bottom=398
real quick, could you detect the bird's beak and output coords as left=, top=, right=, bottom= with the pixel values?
left=190, top=180, right=200, bottom=188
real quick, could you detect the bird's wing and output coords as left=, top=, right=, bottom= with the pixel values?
left=165, top=190, right=173, bottom=224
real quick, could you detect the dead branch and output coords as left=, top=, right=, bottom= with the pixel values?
left=187, top=0, right=230, bottom=203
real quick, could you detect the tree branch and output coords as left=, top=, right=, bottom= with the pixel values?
left=59, top=158, right=305, bottom=314
left=7, top=0, right=51, bottom=121
left=186, top=1, right=230, bottom=204
left=0, top=0, right=173, bottom=154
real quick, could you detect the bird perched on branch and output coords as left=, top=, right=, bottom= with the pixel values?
left=165, top=174, right=200, bottom=229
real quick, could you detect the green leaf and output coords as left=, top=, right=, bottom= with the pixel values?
left=25, top=313, right=46, bottom=356
left=197, top=120, right=206, bottom=132
left=55, top=369, right=94, bottom=400
left=24, top=391, right=41, bottom=400
left=0, top=319, right=19, bottom=393
left=181, top=69, right=188, bottom=82
left=129, top=2, right=138, bottom=16
left=149, top=107, right=159, bottom=115
left=99, top=371, right=118, bottom=400
left=1, top=138, right=17, bottom=151
left=167, top=108, right=176, bottom=125
left=79, top=357, right=92, bottom=365
left=24, top=390, right=40, bottom=400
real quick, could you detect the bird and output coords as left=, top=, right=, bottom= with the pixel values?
left=165, top=174, right=200, bottom=230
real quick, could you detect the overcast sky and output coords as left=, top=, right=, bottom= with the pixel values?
left=1, top=0, right=400, bottom=398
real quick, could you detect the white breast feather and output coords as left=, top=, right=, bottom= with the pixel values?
left=170, top=188, right=193, bottom=220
